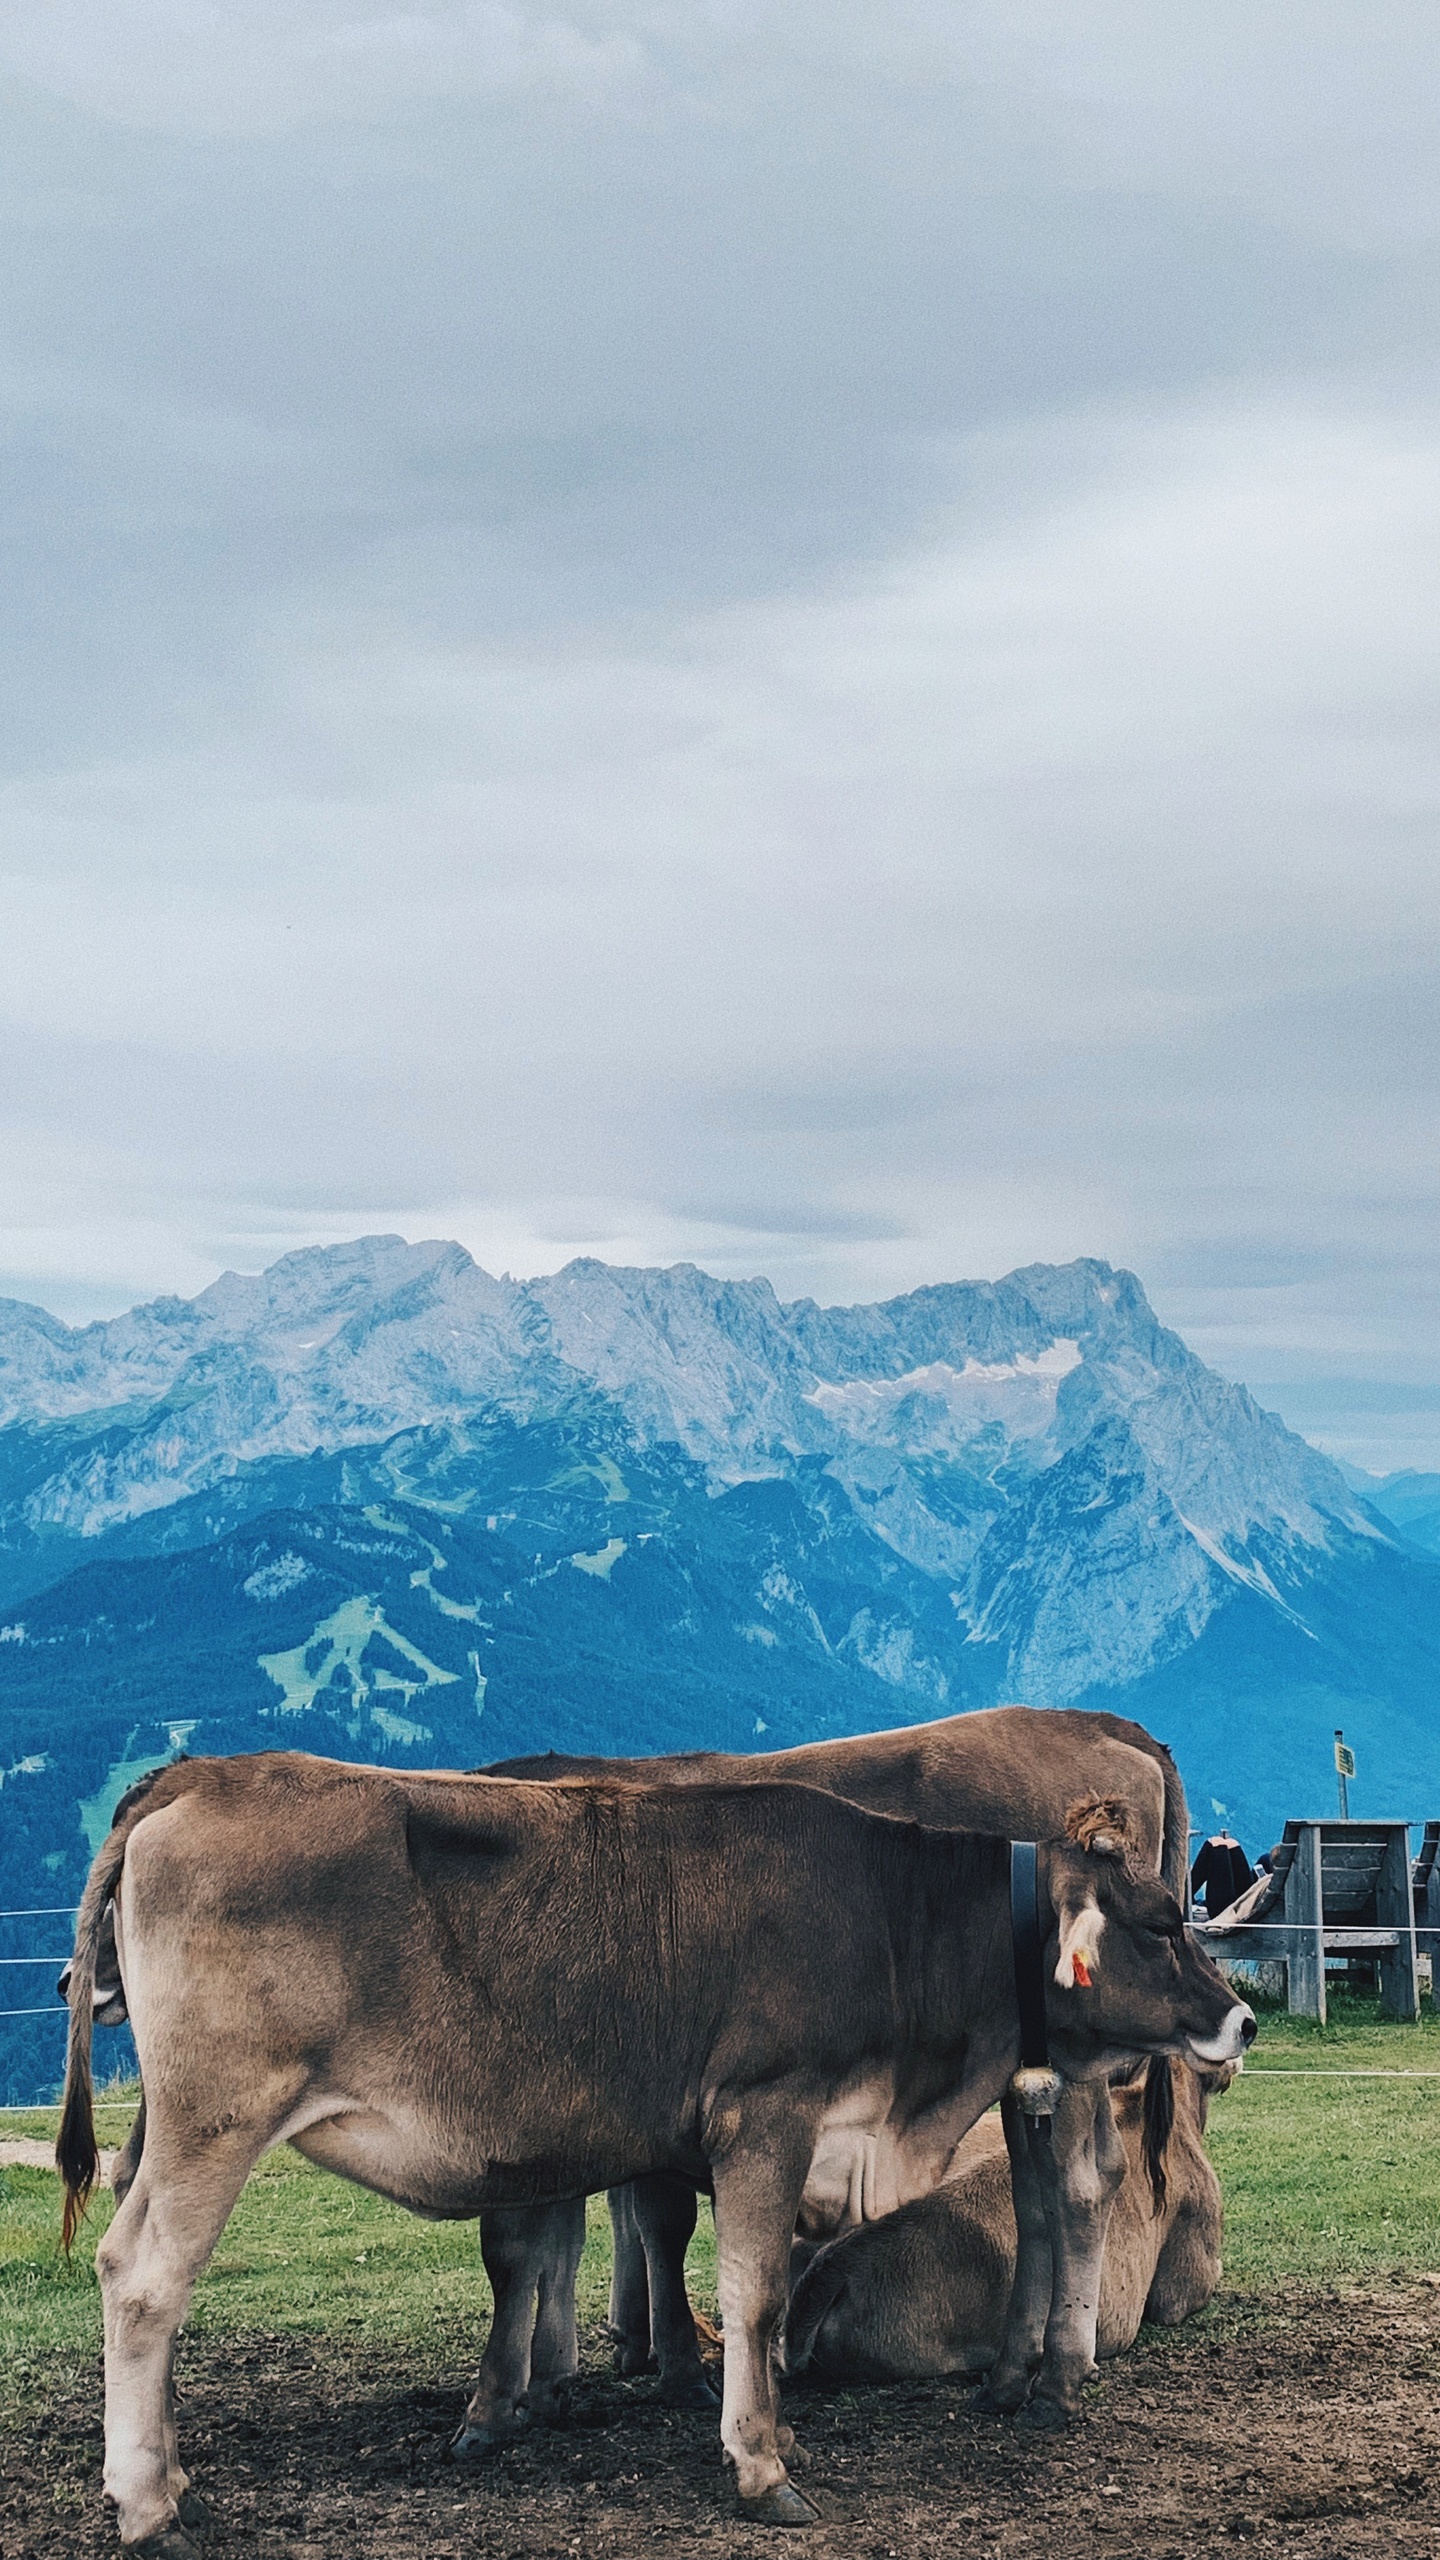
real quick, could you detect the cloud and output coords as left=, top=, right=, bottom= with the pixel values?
left=5, top=0, right=1440, bottom=266
left=0, top=2, right=647, bottom=137
left=3, top=391, right=1439, bottom=1353
left=2, top=6, right=1439, bottom=1466
left=2, top=6, right=1427, bottom=770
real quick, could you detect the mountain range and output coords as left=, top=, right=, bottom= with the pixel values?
left=3, top=1236, right=1439, bottom=2100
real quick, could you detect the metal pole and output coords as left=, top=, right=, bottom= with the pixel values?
left=1335, top=1728, right=1349, bottom=1820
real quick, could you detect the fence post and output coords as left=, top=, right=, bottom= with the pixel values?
left=1288, top=1822, right=1326, bottom=2021
left=1377, top=1824, right=1419, bottom=2020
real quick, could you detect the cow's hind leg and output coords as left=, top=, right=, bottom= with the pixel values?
left=158, top=2338, right=212, bottom=2541
left=607, top=2186, right=656, bottom=2375
left=711, top=2129, right=817, bottom=2524
left=453, top=2203, right=578, bottom=2460
left=528, top=2195, right=586, bottom=2425
left=96, top=2130, right=260, bottom=2553
left=632, top=2173, right=719, bottom=2408
left=112, top=2093, right=147, bottom=2209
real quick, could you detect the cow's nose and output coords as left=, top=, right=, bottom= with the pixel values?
left=1239, top=2008, right=1258, bottom=2046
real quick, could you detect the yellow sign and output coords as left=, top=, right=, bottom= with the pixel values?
left=1335, top=1738, right=1356, bottom=1780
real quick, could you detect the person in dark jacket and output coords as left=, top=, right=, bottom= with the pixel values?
left=1190, top=1832, right=1256, bottom=1916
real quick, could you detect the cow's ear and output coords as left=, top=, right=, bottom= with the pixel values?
left=1064, top=1795, right=1130, bottom=1859
left=1055, top=1899, right=1106, bottom=1990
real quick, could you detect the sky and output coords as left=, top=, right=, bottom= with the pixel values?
left=2, top=3, right=1439, bottom=1472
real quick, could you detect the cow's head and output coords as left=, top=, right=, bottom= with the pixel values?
left=1040, top=1797, right=1255, bottom=2075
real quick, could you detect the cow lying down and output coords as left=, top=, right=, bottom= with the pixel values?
left=786, top=2058, right=1230, bottom=2385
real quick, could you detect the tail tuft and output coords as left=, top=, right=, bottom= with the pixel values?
left=57, top=2075, right=99, bottom=2253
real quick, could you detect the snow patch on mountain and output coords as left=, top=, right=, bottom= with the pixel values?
left=806, top=1342, right=1080, bottom=1454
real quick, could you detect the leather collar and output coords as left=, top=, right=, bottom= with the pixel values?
left=1010, top=1839, right=1050, bottom=2071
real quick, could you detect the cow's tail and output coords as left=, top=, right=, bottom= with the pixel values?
left=780, top=2246, right=846, bottom=2377
left=1142, top=2053, right=1175, bottom=2216
left=57, top=1824, right=131, bottom=2251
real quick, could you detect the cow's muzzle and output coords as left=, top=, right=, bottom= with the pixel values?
left=1187, top=2002, right=1257, bottom=2066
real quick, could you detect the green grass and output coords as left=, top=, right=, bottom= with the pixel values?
left=5, top=1997, right=1438, bottom=2421
left=1209, top=1988, right=1440, bottom=2283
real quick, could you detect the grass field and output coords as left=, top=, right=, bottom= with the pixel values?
left=5, top=1992, right=1440, bottom=2427
left=1210, top=1994, right=1440, bottom=2284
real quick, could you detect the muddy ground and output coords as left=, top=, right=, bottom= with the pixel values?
left=6, top=2288, right=1440, bottom=2560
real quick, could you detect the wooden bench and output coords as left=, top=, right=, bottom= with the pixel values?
left=1193, top=1819, right=1419, bottom=2022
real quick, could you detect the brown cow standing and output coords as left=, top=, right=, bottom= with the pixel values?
left=785, top=2059, right=1229, bottom=2384
left=58, top=1752, right=1251, bottom=2548
left=466, top=1703, right=1188, bottom=2448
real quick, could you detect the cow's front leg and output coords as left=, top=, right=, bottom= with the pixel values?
left=972, top=2088, right=1052, bottom=2415
left=453, top=2202, right=578, bottom=2460
left=711, top=2129, right=817, bottom=2525
left=607, top=2186, right=656, bottom=2375
left=632, top=2172, right=718, bottom=2408
left=1022, top=2077, right=1126, bottom=2430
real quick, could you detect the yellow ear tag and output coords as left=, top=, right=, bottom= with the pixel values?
left=1071, top=1954, right=1092, bottom=1988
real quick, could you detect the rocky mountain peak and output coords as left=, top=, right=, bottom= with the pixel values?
left=0, top=1238, right=1377, bottom=1611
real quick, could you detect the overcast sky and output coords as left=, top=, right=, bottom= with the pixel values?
left=3, top=4, right=1439, bottom=1469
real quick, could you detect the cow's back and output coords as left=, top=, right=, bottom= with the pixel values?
left=487, top=1705, right=1178, bottom=1881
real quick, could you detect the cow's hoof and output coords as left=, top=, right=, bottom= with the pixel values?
left=446, top=2422, right=518, bottom=2463
left=525, top=2388, right=574, bottom=2430
left=1015, top=2394, right=1076, bottom=2435
left=659, top=2371, right=721, bottom=2410
left=614, top=2347, right=658, bottom=2379
left=176, top=2490, right=214, bottom=2535
left=738, top=2481, right=820, bottom=2526
left=125, top=2530, right=201, bottom=2560
left=969, top=2381, right=1024, bottom=2418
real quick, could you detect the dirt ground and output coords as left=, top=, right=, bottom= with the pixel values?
left=7, top=2287, right=1440, bottom=2560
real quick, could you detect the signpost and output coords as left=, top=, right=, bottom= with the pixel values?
left=1334, top=1728, right=1355, bottom=1820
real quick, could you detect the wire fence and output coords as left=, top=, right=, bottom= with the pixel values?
left=0, top=1904, right=81, bottom=2094
left=0, top=1905, right=76, bottom=2010
left=0, top=2102, right=135, bottom=2114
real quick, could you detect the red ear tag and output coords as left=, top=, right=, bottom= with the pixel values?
left=1071, top=1954, right=1092, bottom=1988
